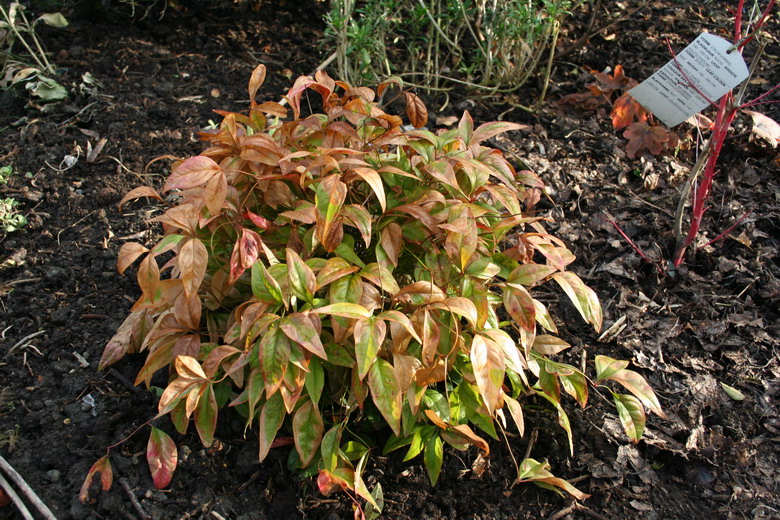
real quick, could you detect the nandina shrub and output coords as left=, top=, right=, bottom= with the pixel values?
left=87, top=66, right=664, bottom=511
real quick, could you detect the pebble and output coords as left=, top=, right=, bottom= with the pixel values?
left=43, top=266, right=69, bottom=288
left=45, top=470, right=61, bottom=482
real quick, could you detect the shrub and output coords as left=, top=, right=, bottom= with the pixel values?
left=88, top=66, right=663, bottom=512
left=325, top=0, right=573, bottom=94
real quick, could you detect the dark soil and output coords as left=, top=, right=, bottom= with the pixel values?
left=1, top=1, right=778, bottom=519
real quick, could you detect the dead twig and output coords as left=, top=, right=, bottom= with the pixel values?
left=0, top=471, right=35, bottom=520
left=0, top=455, right=57, bottom=520
left=4, top=330, right=45, bottom=358
left=119, top=477, right=151, bottom=520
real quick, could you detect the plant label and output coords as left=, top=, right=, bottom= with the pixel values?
left=628, top=33, right=749, bottom=127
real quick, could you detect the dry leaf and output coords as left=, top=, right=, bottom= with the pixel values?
left=744, top=110, right=780, bottom=148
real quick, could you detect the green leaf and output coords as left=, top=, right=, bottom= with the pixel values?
left=534, top=390, right=573, bottom=456
left=36, top=12, right=68, bottom=27
left=258, top=391, right=285, bottom=462
left=423, top=434, right=444, bottom=486
left=251, top=261, right=285, bottom=305
left=594, top=355, right=629, bottom=383
left=720, top=382, right=745, bottom=401
left=313, top=302, right=372, bottom=319
left=612, top=393, right=646, bottom=443
left=355, top=318, right=386, bottom=380
left=552, top=272, right=602, bottom=332
left=280, top=314, right=327, bottom=360
left=258, top=327, right=290, bottom=396
left=194, top=384, right=218, bottom=447
left=368, top=358, right=402, bottom=436
left=364, top=482, right=384, bottom=520
left=607, top=368, right=665, bottom=418
left=293, top=399, right=324, bottom=467
left=354, top=452, right=380, bottom=510
left=508, top=264, right=557, bottom=287
left=246, top=368, right=264, bottom=422
left=516, top=458, right=589, bottom=500
left=334, top=234, right=365, bottom=267
left=320, top=424, right=342, bottom=472
left=305, top=357, right=325, bottom=404
left=286, top=248, right=316, bottom=303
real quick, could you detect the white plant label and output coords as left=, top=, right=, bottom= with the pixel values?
left=628, top=33, right=749, bottom=127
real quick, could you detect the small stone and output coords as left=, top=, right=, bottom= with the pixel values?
left=45, top=469, right=61, bottom=482
left=43, top=266, right=69, bottom=288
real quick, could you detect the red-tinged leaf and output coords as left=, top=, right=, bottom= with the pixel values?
left=470, top=335, right=505, bottom=415
left=623, top=122, right=672, bottom=158
left=611, top=92, right=647, bottom=130
left=613, top=393, right=646, bottom=443
left=341, top=205, right=372, bottom=248
left=607, top=368, right=665, bottom=418
left=404, top=92, right=428, bottom=128
left=355, top=318, right=387, bottom=380
left=471, top=121, right=526, bottom=144
left=313, top=302, right=373, bottom=319
left=241, top=228, right=264, bottom=270
left=368, top=358, right=402, bottom=436
left=147, top=427, right=177, bottom=489
left=429, top=297, right=479, bottom=329
left=361, top=263, right=401, bottom=295
left=258, top=326, right=291, bottom=396
left=244, top=209, right=273, bottom=230
left=286, top=75, right=316, bottom=119
left=99, top=310, right=148, bottom=369
left=352, top=167, right=387, bottom=213
left=480, top=329, right=526, bottom=380
left=594, top=355, right=629, bottom=382
left=516, top=458, right=589, bottom=500
left=135, top=338, right=177, bottom=388
left=532, top=335, right=571, bottom=355
left=293, top=399, right=324, bottom=467
left=419, top=309, right=440, bottom=367
left=137, top=254, right=161, bottom=301
left=117, top=242, right=149, bottom=274
left=552, top=272, right=602, bottom=332
left=255, top=101, right=288, bottom=118
left=250, top=261, right=285, bottom=306
left=203, top=172, right=227, bottom=215
left=458, top=110, right=474, bottom=145
left=317, top=469, right=354, bottom=496
left=503, top=283, right=536, bottom=333
left=117, top=186, right=163, bottom=212
left=377, top=310, right=422, bottom=344
left=164, top=155, right=221, bottom=192
left=194, top=383, right=218, bottom=447
left=248, top=64, right=267, bottom=106
left=79, top=455, right=113, bottom=503
left=258, top=391, right=285, bottom=462
left=157, top=377, right=200, bottom=417
left=392, top=281, right=446, bottom=307
left=504, top=395, right=525, bottom=437
left=507, top=264, right=557, bottom=287
left=178, top=238, right=208, bottom=298
left=279, top=313, right=327, bottom=359
left=286, top=248, right=316, bottom=303
left=201, top=345, right=241, bottom=378
left=316, top=257, right=360, bottom=290
left=560, top=370, right=589, bottom=408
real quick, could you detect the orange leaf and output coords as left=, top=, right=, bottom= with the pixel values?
left=178, top=238, right=208, bottom=298
left=248, top=64, right=267, bottom=106
left=117, top=242, right=149, bottom=274
left=118, top=186, right=163, bottom=212
left=611, top=92, right=647, bottom=130
left=79, top=455, right=113, bottom=503
left=623, top=122, right=672, bottom=158
left=404, top=92, right=428, bottom=128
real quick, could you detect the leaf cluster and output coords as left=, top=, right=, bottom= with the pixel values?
left=90, top=66, right=663, bottom=511
left=555, top=65, right=679, bottom=158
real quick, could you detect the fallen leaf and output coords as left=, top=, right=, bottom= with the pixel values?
left=623, top=122, right=672, bottom=158
left=611, top=92, right=647, bottom=130
left=744, top=110, right=780, bottom=148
